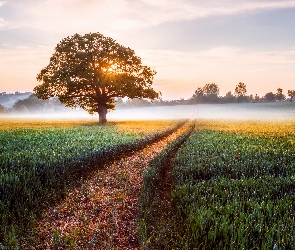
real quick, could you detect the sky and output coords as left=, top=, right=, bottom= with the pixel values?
left=0, top=0, right=294, bottom=100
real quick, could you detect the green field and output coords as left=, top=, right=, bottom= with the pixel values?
left=1, top=113, right=295, bottom=249
left=139, top=120, right=295, bottom=249
left=0, top=119, right=184, bottom=245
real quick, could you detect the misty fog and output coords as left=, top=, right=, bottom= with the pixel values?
left=107, top=103, right=295, bottom=121
left=2, top=102, right=295, bottom=122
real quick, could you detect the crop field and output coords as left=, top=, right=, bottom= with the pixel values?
left=0, top=118, right=184, bottom=244
left=2, top=115, right=295, bottom=249
left=139, top=120, right=295, bottom=249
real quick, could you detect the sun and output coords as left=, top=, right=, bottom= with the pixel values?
left=101, top=61, right=123, bottom=75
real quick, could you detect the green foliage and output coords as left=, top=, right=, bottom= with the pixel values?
left=203, top=83, right=220, bottom=96
left=34, top=32, right=159, bottom=123
left=220, top=91, right=236, bottom=103
left=173, top=131, right=295, bottom=182
left=0, top=121, right=184, bottom=245
left=0, top=104, right=6, bottom=114
left=172, top=177, right=295, bottom=249
left=0, top=92, right=32, bottom=108
left=275, top=88, right=286, bottom=101
left=12, top=94, right=47, bottom=113
left=138, top=122, right=194, bottom=249
left=191, top=83, right=220, bottom=104
left=170, top=128, right=295, bottom=249
left=287, top=90, right=295, bottom=101
left=235, top=82, right=247, bottom=102
left=11, top=94, right=66, bottom=113
left=264, top=92, right=276, bottom=102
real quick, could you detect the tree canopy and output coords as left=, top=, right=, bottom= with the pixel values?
left=275, top=88, right=285, bottom=101
left=0, top=104, right=6, bottom=114
left=203, top=83, right=220, bottom=96
left=235, top=82, right=247, bottom=103
left=34, top=32, right=159, bottom=123
left=264, top=92, right=275, bottom=102
left=191, top=83, right=220, bottom=103
left=288, top=90, right=295, bottom=101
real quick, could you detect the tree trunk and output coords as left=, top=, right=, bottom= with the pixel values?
left=97, top=104, right=108, bottom=124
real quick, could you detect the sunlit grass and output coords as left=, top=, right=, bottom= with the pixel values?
left=0, top=117, right=98, bottom=130
left=172, top=120, right=295, bottom=248
left=196, top=119, right=295, bottom=135
left=0, top=117, right=182, bottom=134
left=112, top=120, right=184, bottom=135
left=139, top=119, right=295, bottom=249
left=0, top=118, right=185, bottom=247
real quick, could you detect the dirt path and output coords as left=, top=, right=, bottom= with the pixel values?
left=24, top=122, right=191, bottom=249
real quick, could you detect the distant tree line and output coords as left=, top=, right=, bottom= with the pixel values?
left=0, top=84, right=295, bottom=115
left=188, top=82, right=295, bottom=104
left=0, top=93, right=71, bottom=114
left=117, top=83, right=295, bottom=107
left=0, top=91, right=31, bottom=100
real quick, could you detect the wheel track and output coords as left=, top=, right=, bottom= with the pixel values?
left=138, top=121, right=195, bottom=249
left=21, top=121, right=193, bottom=249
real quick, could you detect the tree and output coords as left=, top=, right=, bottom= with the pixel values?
left=234, top=82, right=247, bottom=103
left=287, top=90, right=295, bottom=102
left=195, top=87, right=204, bottom=97
left=203, top=83, right=219, bottom=96
left=0, top=104, right=6, bottom=114
left=34, top=32, right=159, bottom=124
left=275, top=88, right=285, bottom=101
left=225, top=91, right=236, bottom=103
left=254, top=94, right=260, bottom=102
left=191, top=87, right=204, bottom=104
left=203, top=83, right=220, bottom=103
left=220, top=91, right=235, bottom=103
left=264, top=92, right=275, bottom=102
left=191, top=83, right=220, bottom=104
left=14, top=104, right=29, bottom=113
left=126, top=98, right=151, bottom=107
left=12, top=94, right=48, bottom=113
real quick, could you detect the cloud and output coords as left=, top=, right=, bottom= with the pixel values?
left=9, top=0, right=136, bottom=36
left=131, top=0, right=295, bottom=25
left=0, top=43, right=294, bottom=98
left=0, top=17, right=6, bottom=29
left=0, top=0, right=294, bottom=100
left=0, top=1, right=7, bottom=29
left=7, top=0, right=295, bottom=36
left=135, top=46, right=295, bottom=98
left=136, top=46, right=295, bottom=75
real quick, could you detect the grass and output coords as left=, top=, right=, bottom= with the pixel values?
left=138, top=119, right=295, bottom=249
left=0, top=118, right=185, bottom=247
